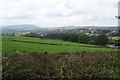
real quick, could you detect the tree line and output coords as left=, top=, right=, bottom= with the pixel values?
left=45, top=33, right=109, bottom=46
left=24, top=32, right=109, bottom=46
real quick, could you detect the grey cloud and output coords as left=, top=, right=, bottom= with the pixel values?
left=46, top=12, right=72, bottom=17
left=46, top=10, right=89, bottom=17
left=0, top=0, right=118, bottom=27
left=3, top=16, right=30, bottom=20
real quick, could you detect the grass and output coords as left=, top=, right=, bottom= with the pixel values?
left=2, top=36, right=120, bottom=79
left=2, top=36, right=119, bottom=54
left=4, top=36, right=100, bottom=47
left=109, top=36, right=120, bottom=40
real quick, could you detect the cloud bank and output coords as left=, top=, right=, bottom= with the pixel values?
left=0, top=0, right=119, bottom=27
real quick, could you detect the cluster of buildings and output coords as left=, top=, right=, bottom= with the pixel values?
left=38, top=27, right=118, bottom=37
left=1, top=27, right=119, bottom=48
left=2, top=27, right=118, bottom=37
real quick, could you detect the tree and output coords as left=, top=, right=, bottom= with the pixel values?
left=94, top=34, right=109, bottom=45
left=62, top=34, right=78, bottom=42
left=78, top=34, right=90, bottom=44
left=25, top=32, right=41, bottom=38
left=45, top=33, right=78, bottom=42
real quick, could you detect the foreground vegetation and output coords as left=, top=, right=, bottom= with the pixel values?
left=2, top=51, right=120, bottom=79
left=2, top=36, right=120, bottom=79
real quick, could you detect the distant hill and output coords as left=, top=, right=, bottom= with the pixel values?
left=2, top=24, right=40, bottom=29
left=2, top=24, right=47, bottom=32
left=1, top=24, right=118, bottom=32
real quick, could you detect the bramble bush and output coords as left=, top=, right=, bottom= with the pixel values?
left=2, top=51, right=120, bottom=79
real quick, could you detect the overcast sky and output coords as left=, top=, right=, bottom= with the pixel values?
left=0, top=0, right=119, bottom=27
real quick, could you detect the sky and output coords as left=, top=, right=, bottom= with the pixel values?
left=0, top=0, right=119, bottom=27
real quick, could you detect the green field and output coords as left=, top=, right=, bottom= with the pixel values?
left=109, top=36, right=120, bottom=40
left=2, top=36, right=120, bottom=79
left=2, top=36, right=119, bottom=54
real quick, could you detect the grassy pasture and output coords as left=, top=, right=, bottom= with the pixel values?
left=2, top=36, right=119, bottom=54
left=2, top=36, right=120, bottom=79
left=109, top=36, right=120, bottom=40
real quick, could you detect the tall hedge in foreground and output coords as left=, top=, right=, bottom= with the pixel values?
left=2, top=51, right=119, bottom=79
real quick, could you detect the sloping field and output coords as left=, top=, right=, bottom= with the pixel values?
left=109, top=37, right=120, bottom=40
left=2, top=36, right=120, bottom=79
left=2, top=36, right=119, bottom=54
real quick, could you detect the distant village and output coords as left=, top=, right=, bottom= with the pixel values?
left=2, top=27, right=118, bottom=37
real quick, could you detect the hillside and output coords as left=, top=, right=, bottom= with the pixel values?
left=2, top=36, right=119, bottom=54
left=2, top=36, right=120, bottom=79
left=2, top=24, right=47, bottom=32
